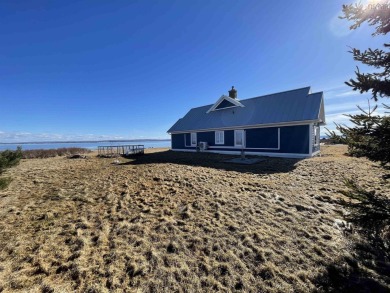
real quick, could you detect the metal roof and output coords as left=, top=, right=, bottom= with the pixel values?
left=168, top=87, right=325, bottom=133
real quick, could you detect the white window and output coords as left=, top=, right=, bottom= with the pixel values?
left=215, top=131, right=224, bottom=144
left=234, top=130, right=245, bottom=147
left=314, top=126, right=320, bottom=145
left=191, top=133, right=197, bottom=146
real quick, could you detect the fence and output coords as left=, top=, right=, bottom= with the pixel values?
left=97, top=145, right=144, bottom=157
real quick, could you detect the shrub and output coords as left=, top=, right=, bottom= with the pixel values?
left=0, top=177, right=12, bottom=190
left=340, top=178, right=390, bottom=254
left=0, top=147, right=23, bottom=173
left=0, top=147, right=23, bottom=190
left=22, top=147, right=91, bottom=159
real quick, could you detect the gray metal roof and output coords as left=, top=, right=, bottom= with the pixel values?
left=168, top=87, right=325, bottom=133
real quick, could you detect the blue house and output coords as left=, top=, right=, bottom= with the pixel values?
left=167, top=86, right=325, bottom=158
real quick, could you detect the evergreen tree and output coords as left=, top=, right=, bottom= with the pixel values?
left=335, top=103, right=390, bottom=166
left=332, top=2, right=390, bottom=166
left=330, top=3, right=390, bottom=277
left=341, top=1, right=390, bottom=100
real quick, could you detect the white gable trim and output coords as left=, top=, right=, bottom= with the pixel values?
left=206, top=95, right=244, bottom=113
left=318, top=96, right=326, bottom=125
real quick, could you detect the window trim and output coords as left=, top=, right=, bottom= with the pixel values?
left=190, top=132, right=197, bottom=147
left=215, top=131, right=224, bottom=145
left=234, top=130, right=245, bottom=148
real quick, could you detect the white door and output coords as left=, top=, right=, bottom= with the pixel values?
left=234, top=130, right=245, bottom=148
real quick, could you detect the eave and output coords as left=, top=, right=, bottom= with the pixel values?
left=168, top=119, right=321, bottom=134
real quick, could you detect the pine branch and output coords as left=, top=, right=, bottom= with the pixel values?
left=341, top=2, right=390, bottom=35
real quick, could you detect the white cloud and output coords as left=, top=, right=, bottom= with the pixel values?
left=323, top=85, right=372, bottom=100
left=325, top=101, right=363, bottom=114
left=0, top=131, right=129, bottom=143
left=334, top=90, right=359, bottom=97
left=0, top=128, right=171, bottom=143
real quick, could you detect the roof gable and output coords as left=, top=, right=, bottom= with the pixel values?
left=216, top=99, right=236, bottom=109
left=206, top=95, right=244, bottom=113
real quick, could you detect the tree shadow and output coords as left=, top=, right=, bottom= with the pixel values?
left=314, top=234, right=390, bottom=292
left=120, top=150, right=301, bottom=176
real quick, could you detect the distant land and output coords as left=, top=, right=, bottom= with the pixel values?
left=0, top=139, right=170, bottom=145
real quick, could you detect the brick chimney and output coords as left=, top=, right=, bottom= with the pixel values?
left=228, top=86, right=237, bottom=99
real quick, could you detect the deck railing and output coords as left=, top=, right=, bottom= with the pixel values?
left=97, top=145, right=144, bottom=157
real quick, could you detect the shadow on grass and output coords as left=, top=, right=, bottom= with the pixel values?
left=120, top=150, right=301, bottom=175
left=314, top=177, right=390, bottom=292
left=314, top=237, right=390, bottom=292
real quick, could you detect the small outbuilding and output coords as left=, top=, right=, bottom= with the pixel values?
left=167, top=86, right=325, bottom=158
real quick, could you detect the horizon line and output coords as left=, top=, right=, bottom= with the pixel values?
left=0, top=138, right=171, bottom=145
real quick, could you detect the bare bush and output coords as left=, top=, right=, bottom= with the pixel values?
left=22, top=148, right=91, bottom=159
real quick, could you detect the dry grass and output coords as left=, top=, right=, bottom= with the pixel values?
left=0, top=146, right=389, bottom=292
left=22, top=148, right=91, bottom=159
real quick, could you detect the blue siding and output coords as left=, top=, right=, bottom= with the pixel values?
left=172, top=134, right=185, bottom=149
left=185, top=133, right=191, bottom=146
left=246, top=128, right=278, bottom=149
left=197, top=132, right=215, bottom=145
left=225, top=130, right=234, bottom=146
left=208, top=125, right=310, bottom=154
left=172, top=125, right=310, bottom=155
left=279, top=125, right=309, bottom=154
left=189, top=130, right=235, bottom=147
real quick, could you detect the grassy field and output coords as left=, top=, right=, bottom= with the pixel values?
left=0, top=146, right=389, bottom=292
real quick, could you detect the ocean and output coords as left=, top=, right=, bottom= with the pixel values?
left=0, top=140, right=171, bottom=151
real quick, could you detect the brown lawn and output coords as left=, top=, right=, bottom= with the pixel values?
left=0, top=145, right=389, bottom=292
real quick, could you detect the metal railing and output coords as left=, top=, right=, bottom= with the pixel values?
left=97, top=145, right=144, bottom=157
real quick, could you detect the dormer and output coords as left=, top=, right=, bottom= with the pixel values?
left=206, top=86, right=244, bottom=113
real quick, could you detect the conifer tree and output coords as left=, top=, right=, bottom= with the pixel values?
left=334, top=2, right=390, bottom=166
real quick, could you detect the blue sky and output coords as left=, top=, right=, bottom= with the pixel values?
left=0, top=0, right=387, bottom=142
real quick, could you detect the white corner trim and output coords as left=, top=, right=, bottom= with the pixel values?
left=319, top=95, right=326, bottom=125
left=206, top=95, right=244, bottom=113
left=312, top=150, right=321, bottom=157
left=309, top=123, right=313, bottom=156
